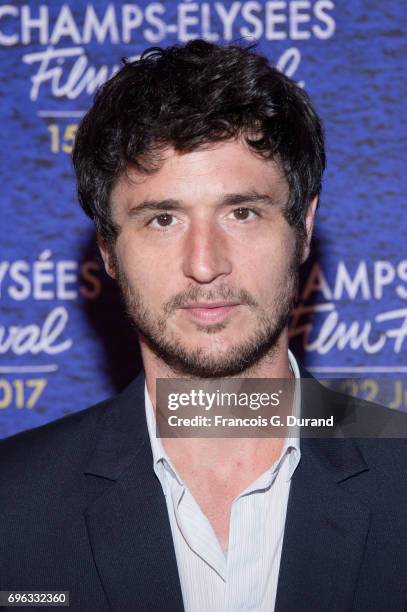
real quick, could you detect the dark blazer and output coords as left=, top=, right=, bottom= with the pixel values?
left=1, top=370, right=407, bottom=612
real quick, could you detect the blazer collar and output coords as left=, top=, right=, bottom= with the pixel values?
left=84, top=371, right=148, bottom=481
left=85, top=366, right=369, bottom=482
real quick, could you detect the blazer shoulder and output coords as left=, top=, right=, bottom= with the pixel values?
left=0, top=374, right=146, bottom=484
left=0, top=380, right=138, bottom=476
left=0, top=400, right=103, bottom=475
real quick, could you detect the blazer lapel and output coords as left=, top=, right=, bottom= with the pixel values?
left=275, top=434, right=371, bottom=612
left=83, top=373, right=184, bottom=612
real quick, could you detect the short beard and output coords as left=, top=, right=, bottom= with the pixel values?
left=110, top=241, right=302, bottom=378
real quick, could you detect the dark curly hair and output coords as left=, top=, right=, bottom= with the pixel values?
left=72, top=40, right=325, bottom=244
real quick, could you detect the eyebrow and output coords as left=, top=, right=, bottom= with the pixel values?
left=127, top=191, right=278, bottom=217
left=221, top=191, right=278, bottom=207
left=128, top=198, right=182, bottom=217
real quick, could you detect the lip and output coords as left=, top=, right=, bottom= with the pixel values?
left=181, top=302, right=240, bottom=324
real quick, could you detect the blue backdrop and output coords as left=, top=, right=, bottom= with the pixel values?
left=1, top=0, right=406, bottom=437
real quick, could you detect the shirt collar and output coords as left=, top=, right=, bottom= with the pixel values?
left=145, top=387, right=183, bottom=486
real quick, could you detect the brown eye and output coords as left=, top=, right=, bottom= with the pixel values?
left=233, top=207, right=252, bottom=220
left=155, top=213, right=173, bottom=227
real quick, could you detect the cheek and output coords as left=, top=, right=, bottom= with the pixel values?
left=116, top=239, right=175, bottom=302
left=236, top=225, right=295, bottom=270
left=238, top=231, right=297, bottom=293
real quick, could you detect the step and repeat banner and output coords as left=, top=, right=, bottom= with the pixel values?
left=0, top=1, right=406, bottom=437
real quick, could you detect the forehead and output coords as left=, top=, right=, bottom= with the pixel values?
left=111, top=139, right=288, bottom=208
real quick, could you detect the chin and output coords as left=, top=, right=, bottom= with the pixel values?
left=180, top=332, right=241, bottom=350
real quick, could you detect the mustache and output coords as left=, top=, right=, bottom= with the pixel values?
left=163, top=284, right=259, bottom=314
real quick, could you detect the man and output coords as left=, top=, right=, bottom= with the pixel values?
left=1, top=40, right=407, bottom=612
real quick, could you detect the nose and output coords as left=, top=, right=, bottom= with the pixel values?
left=182, top=219, right=232, bottom=284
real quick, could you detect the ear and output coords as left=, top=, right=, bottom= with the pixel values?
left=301, top=195, right=318, bottom=263
left=97, top=233, right=117, bottom=279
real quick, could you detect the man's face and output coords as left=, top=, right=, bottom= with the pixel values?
left=104, top=140, right=311, bottom=377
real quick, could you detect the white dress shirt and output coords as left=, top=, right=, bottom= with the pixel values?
left=144, top=350, right=301, bottom=612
